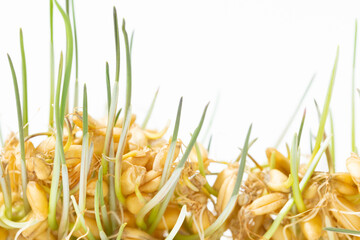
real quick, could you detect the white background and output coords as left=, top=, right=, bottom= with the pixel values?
left=0, top=0, right=360, bottom=171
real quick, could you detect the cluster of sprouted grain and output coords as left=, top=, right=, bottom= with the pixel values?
left=2, top=1, right=360, bottom=240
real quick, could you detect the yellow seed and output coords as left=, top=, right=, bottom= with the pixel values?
left=122, top=227, right=157, bottom=240
left=86, top=178, right=109, bottom=197
left=216, top=175, right=236, bottom=213
left=92, top=134, right=105, bottom=156
left=266, top=148, right=290, bottom=175
left=300, top=214, right=322, bottom=240
left=0, top=228, right=8, bottom=240
left=152, top=141, right=181, bottom=171
left=73, top=217, right=100, bottom=239
left=86, top=196, right=95, bottom=210
left=189, top=142, right=208, bottom=163
left=35, top=136, right=56, bottom=154
left=269, top=224, right=292, bottom=240
left=128, top=126, right=148, bottom=151
left=265, top=169, right=291, bottom=193
left=213, top=164, right=238, bottom=192
left=64, top=145, right=82, bottom=159
left=126, top=193, right=152, bottom=215
left=33, top=231, right=56, bottom=240
left=331, top=173, right=358, bottom=195
left=124, top=210, right=136, bottom=228
left=140, top=176, right=161, bottom=193
left=22, top=218, right=48, bottom=239
left=26, top=181, right=48, bottom=220
left=156, top=205, right=182, bottom=230
left=303, top=182, right=319, bottom=200
left=33, top=157, right=51, bottom=180
left=330, top=195, right=360, bottom=231
left=115, top=114, right=137, bottom=128
left=248, top=193, right=287, bottom=215
left=126, top=148, right=151, bottom=167
left=346, top=153, right=360, bottom=188
left=191, top=209, right=216, bottom=234
left=73, top=111, right=104, bottom=130
left=121, top=165, right=146, bottom=196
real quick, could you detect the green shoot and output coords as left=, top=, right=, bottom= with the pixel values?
left=175, top=124, right=252, bottom=240
left=116, top=223, right=127, bottom=240
left=114, top=108, right=122, bottom=126
left=71, top=0, right=79, bottom=110
left=49, top=0, right=55, bottom=130
left=98, top=167, right=111, bottom=234
left=95, top=167, right=108, bottom=240
left=141, top=88, right=159, bottom=129
left=130, top=30, right=135, bottom=55
left=290, top=133, right=306, bottom=212
left=7, top=54, right=30, bottom=213
left=195, top=142, right=218, bottom=196
left=275, top=74, right=315, bottom=148
left=136, top=103, right=209, bottom=230
left=263, top=136, right=331, bottom=239
left=352, top=19, right=358, bottom=154
left=324, top=227, right=360, bottom=237
left=114, top=106, right=132, bottom=204
left=207, top=135, right=213, bottom=153
left=106, top=62, right=111, bottom=111
left=78, top=85, right=89, bottom=213
left=19, top=29, right=28, bottom=137
left=201, top=93, right=220, bottom=143
left=165, top=205, right=187, bottom=240
left=114, top=8, right=120, bottom=83
left=70, top=196, right=96, bottom=240
left=48, top=52, right=63, bottom=230
left=297, top=109, right=306, bottom=146
left=269, top=151, right=276, bottom=169
left=310, top=47, right=339, bottom=164
left=122, top=18, right=132, bottom=118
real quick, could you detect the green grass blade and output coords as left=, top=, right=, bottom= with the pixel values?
left=165, top=205, right=187, bottom=240
left=352, top=20, right=358, bottom=154
left=290, top=133, right=306, bottom=212
left=70, top=196, right=96, bottom=240
left=71, top=0, right=79, bottom=110
left=122, top=19, right=132, bottom=117
left=7, top=54, right=30, bottom=213
left=106, top=62, right=111, bottom=111
left=94, top=168, right=106, bottom=237
left=114, top=7, right=120, bottom=83
left=136, top=103, right=209, bottom=230
left=141, top=88, right=159, bottom=129
left=175, top=124, right=252, bottom=240
left=48, top=52, right=64, bottom=230
left=49, top=0, right=55, bottom=130
left=274, top=74, right=315, bottom=148
left=116, top=223, right=127, bottom=240
left=263, top=136, right=331, bottom=239
left=200, top=93, right=220, bottom=143
left=130, top=30, right=135, bottom=55
left=0, top=165, right=12, bottom=219
left=54, top=0, right=74, bottom=126
left=310, top=47, right=339, bottom=164
left=19, top=29, right=28, bottom=137
left=324, top=227, right=360, bottom=237
left=297, top=109, right=306, bottom=147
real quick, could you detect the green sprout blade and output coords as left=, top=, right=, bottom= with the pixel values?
left=175, top=124, right=252, bottom=240
left=290, top=134, right=306, bottom=213
left=274, top=74, right=315, bottom=148
left=58, top=164, right=70, bottom=238
left=106, top=62, right=111, bottom=111
left=71, top=0, right=79, bottom=110
left=116, top=223, right=127, bottom=240
left=165, top=205, right=187, bottom=240
left=311, top=47, right=339, bottom=164
left=54, top=0, right=74, bottom=126
left=324, top=227, right=360, bottom=237
left=19, top=29, right=28, bottom=137
left=48, top=52, right=64, bottom=230
left=352, top=19, right=358, bottom=154
left=329, top=111, right=335, bottom=172
left=114, top=106, right=132, bottom=204
left=130, top=30, right=135, bottom=55
left=108, top=140, right=117, bottom=231
left=70, top=196, right=96, bottom=240
left=122, top=19, right=132, bottom=117
left=7, top=54, right=30, bottom=213
left=78, top=85, right=89, bottom=213
left=148, top=97, right=182, bottom=226
left=136, top=104, right=209, bottom=230
left=297, top=109, right=306, bottom=147
left=113, top=7, right=120, bottom=83
left=0, top=166, right=12, bottom=220
left=98, top=166, right=111, bottom=235
left=65, top=0, right=69, bottom=15
left=263, top=136, right=331, bottom=239
left=207, top=135, right=213, bottom=153
left=49, top=0, right=55, bottom=130
left=141, top=88, right=159, bottom=129
left=195, top=142, right=218, bottom=196
left=114, top=108, right=122, bottom=126
left=94, top=170, right=105, bottom=237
